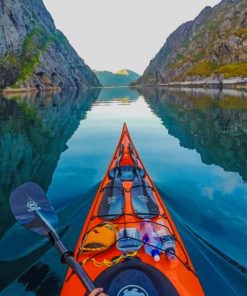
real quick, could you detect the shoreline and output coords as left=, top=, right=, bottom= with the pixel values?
left=0, top=85, right=133, bottom=97
left=1, top=81, right=247, bottom=96
left=2, top=86, right=62, bottom=96
left=0, top=86, right=103, bottom=96
left=134, top=77, right=247, bottom=91
left=133, top=83, right=247, bottom=91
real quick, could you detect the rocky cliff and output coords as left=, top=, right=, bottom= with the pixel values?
left=0, top=0, right=100, bottom=91
left=138, top=0, right=247, bottom=86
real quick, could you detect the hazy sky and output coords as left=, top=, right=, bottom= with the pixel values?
left=43, top=0, right=220, bottom=74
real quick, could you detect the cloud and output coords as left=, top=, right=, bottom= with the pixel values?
left=202, top=187, right=214, bottom=200
left=214, top=167, right=240, bottom=194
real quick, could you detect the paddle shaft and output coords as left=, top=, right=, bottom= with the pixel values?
left=48, top=231, right=96, bottom=292
left=33, top=211, right=96, bottom=293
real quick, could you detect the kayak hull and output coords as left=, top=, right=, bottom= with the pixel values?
left=61, top=123, right=205, bottom=296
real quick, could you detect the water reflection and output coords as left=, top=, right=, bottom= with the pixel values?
left=139, top=87, right=247, bottom=181
left=1, top=87, right=246, bottom=296
left=0, top=89, right=99, bottom=237
left=98, top=87, right=139, bottom=102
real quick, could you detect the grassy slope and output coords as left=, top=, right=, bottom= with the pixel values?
left=141, top=1, right=247, bottom=83
left=6, top=28, right=66, bottom=88
left=173, top=27, right=247, bottom=80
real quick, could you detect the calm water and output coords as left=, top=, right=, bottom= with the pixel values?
left=0, top=87, right=247, bottom=296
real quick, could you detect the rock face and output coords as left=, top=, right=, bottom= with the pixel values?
left=138, top=0, right=247, bottom=85
left=0, top=0, right=100, bottom=90
left=95, top=69, right=140, bottom=87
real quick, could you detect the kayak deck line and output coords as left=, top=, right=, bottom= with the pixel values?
left=61, top=123, right=205, bottom=296
left=76, top=217, right=196, bottom=273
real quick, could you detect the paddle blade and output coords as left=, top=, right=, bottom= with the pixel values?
left=9, top=182, right=58, bottom=236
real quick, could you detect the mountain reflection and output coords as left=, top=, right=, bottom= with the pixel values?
left=0, top=88, right=100, bottom=237
left=98, top=87, right=139, bottom=103
left=139, top=87, right=247, bottom=181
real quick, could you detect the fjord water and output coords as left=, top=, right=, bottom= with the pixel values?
left=0, top=87, right=246, bottom=296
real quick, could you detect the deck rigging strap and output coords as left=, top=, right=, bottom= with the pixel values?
left=82, top=251, right=137, bottom=267
left=78, top=218, right=196, bottom=277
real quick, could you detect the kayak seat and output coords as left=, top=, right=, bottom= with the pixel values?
left=92, top=258, right=179, bottom=296
left=108, top=166, right=145, bottom=181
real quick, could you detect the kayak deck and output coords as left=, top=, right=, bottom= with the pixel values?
left=61, top=123, right=205, bottom=296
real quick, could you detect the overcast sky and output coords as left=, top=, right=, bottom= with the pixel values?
left=43, top=0, right=220, bottom=74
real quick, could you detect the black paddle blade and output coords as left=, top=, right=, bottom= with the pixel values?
left=131, top=178, right=160, bottom=219
left=9, top=182, right=58, bottom=236
left=98, top=178, right=124, bottom=220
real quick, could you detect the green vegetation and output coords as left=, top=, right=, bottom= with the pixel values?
left=10, top=29, right=43, bottom=87
left=187, top=61, right=216, bottom=77
left=190, top=96, right=247, bottom=110
left=19, top=102, right=38, bottom=121
left=178, top=21, right=247, bottom=79
left=217, top=96, right=247, bottom=110
left=167, top=55, right=191, bottom=72
left=170, top=89, right=247, bottom=110
left=194, top=51, right=206, bottom=62
left=10, top=28, right=65, bottom=88
left=215, top=62, right=247, bottom=78
left=182, top=38, right=190, bottom=49
left=184, top=61, right=247, bottom=79
left=5, top=53, right=19, bottom=65
left=5, top=95, right=39, bottom=123
left=233, top=28, right=247, bottom=39
left=141, top=0, right=247, bottom=85
left=22, top=29, right=43, bottom=54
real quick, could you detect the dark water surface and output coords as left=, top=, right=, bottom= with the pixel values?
left=0, top=87, right=246, bottom=295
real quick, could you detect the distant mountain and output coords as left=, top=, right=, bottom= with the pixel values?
left=138, top=0, right=247, bottom=87
left=95, top=69, right=140, bottom=87
left=0, top=0, right=100, bottom=92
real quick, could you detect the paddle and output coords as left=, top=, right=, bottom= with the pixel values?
left=9, top=182, right=96, bottom=293
left=129, top=143, right=160, bottom=219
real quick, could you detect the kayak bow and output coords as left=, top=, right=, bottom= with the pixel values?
left=61, top=123, right=205, bottom=296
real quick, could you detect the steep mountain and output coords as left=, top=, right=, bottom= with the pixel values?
left=95, top=69, right=140, bottom=86
left=138, top=0, right=247, bottom=86
left=0, top=0, right=100, bottom=91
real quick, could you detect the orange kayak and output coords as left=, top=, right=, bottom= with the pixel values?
left=61, top=123, right=205, bottom=296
